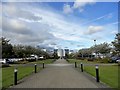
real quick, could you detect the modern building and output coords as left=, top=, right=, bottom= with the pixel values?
left=54, top=49, right=58, bottom=54
left=69, top=50, right=74, bottom=54
left=64, top=49, right=69, bottom=55
left=57, top=49, right=65, bottom=58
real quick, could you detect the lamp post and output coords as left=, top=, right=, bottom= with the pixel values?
left=95, top=65, right=99, bottom=82
left=94, top=40, right=97, bottom=58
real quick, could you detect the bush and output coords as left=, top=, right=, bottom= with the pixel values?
left=87, top=58, right=94, bottom=61
left=2, top=64, right=10, bottom=68
left=27, top=59, right=36, bottom=62
left=13, top=60, right=29, bottom=64
left=52, top=59, right=56, bottom=62
left=87, top=58, right=96, bottom=61
left=118, top=62, right=120, bottom=66
left=100, top=57, right=111, bottom=63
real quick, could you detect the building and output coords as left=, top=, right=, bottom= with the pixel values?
left=69, top=50, right=74, bottom=54
left=57, top=49, right=65, bottom=58
left=54, top=49, right=58, bottom=54
left=64, top=49, right=69, bottom=55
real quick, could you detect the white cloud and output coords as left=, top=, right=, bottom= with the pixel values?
left=3, top=3, right=42, bottom=21
left=82, top=13, right=113, bottom=25
left=110, top=30, right=118, bottom=34
left=86, top=26, right=104, bottom=34
left=73, top=0, right=96, bottom=9
left=1, top=2, right=117, bottom=49
left=63, top=4, right=73, bottom=14
left=63, top=0, right=96, bottom=14
left=107, top=22, right=119, bottom=25
left=2, top=3, right=56, bottom=46
left=2, top=17, right=33, bottom=35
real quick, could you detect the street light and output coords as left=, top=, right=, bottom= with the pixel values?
left=94, top=40, right=97, bottom=58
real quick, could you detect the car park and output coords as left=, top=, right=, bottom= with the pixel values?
left=111, top=56, right=120, bottom=63
left=116, top=59, right=120, bottom=63
left=0, top=59, right=6, bottom=64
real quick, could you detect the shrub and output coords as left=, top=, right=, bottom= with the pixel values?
left=2, top=64, right=10, bottom=68
left=27, top=59, right=36, bottom=62
left=13, top=60, right=29, bottom=64
left=101, top=57, right=111, bottom=63
left=87, top=58, right=94, bottom=61
left=118, top=62, right=120, bottom=66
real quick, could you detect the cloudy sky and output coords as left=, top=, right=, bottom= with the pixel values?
left=1, top=0, right=119, bottom=50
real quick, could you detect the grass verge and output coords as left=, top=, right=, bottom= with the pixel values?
left=84, top=65, right=118, bottom=88
left=2, top=59, right=54, bottom=89
left=29, top=59, right=55, bottom=64
left=68, top=59, right=119, bottom=88
left=2, top=66, right=42, bottom=89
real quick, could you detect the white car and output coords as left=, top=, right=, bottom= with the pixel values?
left=0, top=59, right=6, bottom=64
left=116, top=59, right=120, bottom=63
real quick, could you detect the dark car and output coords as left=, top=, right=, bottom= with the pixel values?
left=6, top=58, right=14, bottom=64
left=111, top=56, right=120, bottom=63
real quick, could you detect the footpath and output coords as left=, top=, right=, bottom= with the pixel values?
left=10, top=59, right=109, bottom=88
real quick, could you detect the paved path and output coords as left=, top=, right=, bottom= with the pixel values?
left=11, top=59, right=107, bottom=88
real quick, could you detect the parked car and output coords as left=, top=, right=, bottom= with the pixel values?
left=116, top=59, right=120, bottom=63
left=30, top=55, right=38, bottom=60
left=0, top=58, right=13, bottom=64
left=0, top=59, right=6, bottom=64
left=111, top=56, right=120, bottom=63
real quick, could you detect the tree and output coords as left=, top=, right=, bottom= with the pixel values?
left=13, top=45, right=26, bottom=58
left=112, top=33, right=120, bottom=56
left=13, top=45, right=50, bottom=58
left=78, top=48, right=93, bottom=58
left=1, top=37, right=14, bottom=58
left=91, top=42, right=111, bottom=57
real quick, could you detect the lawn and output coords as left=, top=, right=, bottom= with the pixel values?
left=2, top=59, right=54, bottom=89
left=68, top=59, right=119, bottom=88
left=2, top=66, right=42, bottom=89
left=29, top=59, right=55, bottom=64
left=68, top=59, right=98, bottom=64
left=84, top=65, right=118, bottom=88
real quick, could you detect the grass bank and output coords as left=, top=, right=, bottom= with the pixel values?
left=2, top=59, right=54, bottom=89
left=84, top=65, right=118, bottom=88
left=29, top=59, right=55, bottom=64
left=67, top=59, right=119, bottom=88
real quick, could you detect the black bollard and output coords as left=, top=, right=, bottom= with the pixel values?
left=14, top=68, right=18, bottom=85
left=43, top=62, right=44, bottom=68
left=81, top=62, right=83, bottom=72
left=75, top=62, right=77, bottom=68
left=95, top=65, right=99, bottom=82
left=35, top=64, right=37, bottom=73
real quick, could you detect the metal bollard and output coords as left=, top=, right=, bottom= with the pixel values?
left=43, top=62, right=44, bottom=68
left=75, top=62, right=77, bottom=68
left=81, top=62, right=83, bottom=72
left=95, top=65, right=99, bottom=82
left=35, top=64, right=37, bottom=73
left=14, top=68, right=18, bottom=85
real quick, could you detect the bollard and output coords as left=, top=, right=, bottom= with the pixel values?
left=35, top=64, right=37, bottom=73
left=43, top=62, right=44, bottom=68
left=81, top=62, right=83, bottom=72
left=14, top=68, right=18, bottom=85
left=95, top=65, right=99, bottom=82
left=75, top=62, right=77, bottom=68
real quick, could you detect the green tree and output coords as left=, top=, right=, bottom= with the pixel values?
left=112, top=33, right=120, bottom=56
left=13, top=45, right=50, bottom=58
left=13, top=45, right=26, bottom=58
left=91, top=42, right=111, bottom=57
left=1, top=37, right=14, bottom=58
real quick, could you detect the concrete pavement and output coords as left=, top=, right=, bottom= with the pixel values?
left=10, top=59, right=108, bottom=88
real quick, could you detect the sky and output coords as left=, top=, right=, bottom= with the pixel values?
left=0, top=0, right=119, bottom=50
